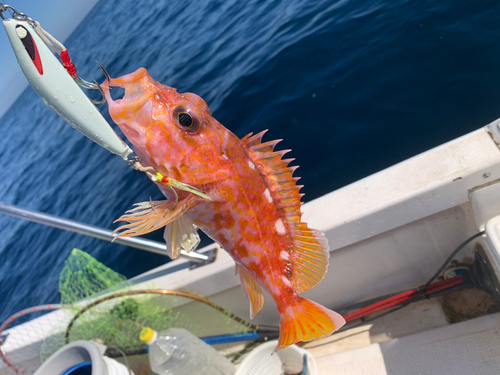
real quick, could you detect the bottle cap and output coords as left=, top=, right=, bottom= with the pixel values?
left=140, top=327, right=158, bottom=345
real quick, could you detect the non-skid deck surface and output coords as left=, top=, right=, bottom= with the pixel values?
left=314, top=312, right=500, bottom=375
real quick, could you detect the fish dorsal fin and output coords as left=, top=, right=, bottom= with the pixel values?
left=163, top=215, right=200, bottom=259
left=242, top=130, right=330, bottom=293
left=236, top=264, right=264, bottom=319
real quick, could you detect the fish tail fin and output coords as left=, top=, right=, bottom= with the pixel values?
left=275, top=297, right=345, bottom=353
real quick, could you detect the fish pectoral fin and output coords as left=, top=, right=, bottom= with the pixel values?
left=163, top=215, right=200, bottom=260
left=236, top=265, right=264, bottom=320
left=113, top=195, right=195, bottom=238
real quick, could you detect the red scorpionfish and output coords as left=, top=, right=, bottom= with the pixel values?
left=102, top=68, right=345, bottom=352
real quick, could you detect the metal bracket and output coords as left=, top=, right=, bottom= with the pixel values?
left=189, top=245, right=218, bottom=270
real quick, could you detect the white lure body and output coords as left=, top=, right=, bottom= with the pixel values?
left=3, top=18, right=133, bottom=159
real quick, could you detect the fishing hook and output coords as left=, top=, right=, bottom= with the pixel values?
left=97, top=61, right=111, bottom=83
left=74, top=61, right=109, bottom=104
left=1, top=4, right=107, bottom=105
left=88, top=61, right=112, bottom=104
left=92, top=80, right=106, bottom=105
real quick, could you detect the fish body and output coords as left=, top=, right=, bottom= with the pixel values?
left=103, top=68, right=345, bottom=351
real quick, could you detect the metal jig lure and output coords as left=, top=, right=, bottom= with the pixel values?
left=1, top=3, right=133, bottom=160
left=1, top=3, right=213, bottom=207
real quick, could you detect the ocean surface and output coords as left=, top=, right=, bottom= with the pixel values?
left=1, top=0, right=500, bottom=323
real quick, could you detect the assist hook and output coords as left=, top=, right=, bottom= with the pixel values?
left=97, top=61, right=111, bottom=82
left=87, top=61, right=112, bottom=105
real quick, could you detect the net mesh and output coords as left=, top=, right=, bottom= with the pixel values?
left=2, top=249, right=252, bottom=374
left=58, top=249, right=128, bottom=306
left=39, top=249, right=250, bottom=362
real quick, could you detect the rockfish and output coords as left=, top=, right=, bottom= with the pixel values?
left=102, top=68, right=345, bottom=352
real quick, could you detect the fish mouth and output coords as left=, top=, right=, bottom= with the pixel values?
left=101, top=68, right=153, bottom=110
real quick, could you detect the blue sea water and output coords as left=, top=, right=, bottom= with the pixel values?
left=1, top=0, right=500, bottom=323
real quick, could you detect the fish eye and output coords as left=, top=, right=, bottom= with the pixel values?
left=178, top=112, right=193, bottom=127
left=173, top=106, right=199, bottom=132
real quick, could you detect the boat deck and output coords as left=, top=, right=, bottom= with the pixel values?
left=304, top=288, right=500, bottom=375
left=311, top=312, right=500, bottom=375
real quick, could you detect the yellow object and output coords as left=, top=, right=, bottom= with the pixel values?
left=154, top=172, right=212, bottom=201
left=140, top=327, right=156, bottom=344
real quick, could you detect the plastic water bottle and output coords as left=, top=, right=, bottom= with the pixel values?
left=140, top=327, right=235, bottom=375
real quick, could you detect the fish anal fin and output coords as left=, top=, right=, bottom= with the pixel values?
left=113, top=195, right=195, bottom=238
left=163, top=215, right=200, bottom=259
left=275, top=297, right=345, bottom=353
left=242, top=131, right=330, bottom=293
left=236, top=265, right=264, bottom=320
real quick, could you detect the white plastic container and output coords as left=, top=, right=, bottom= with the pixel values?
left=235, top=340, right=317, bottom=375
left=140, top=327, right=235, bottom=375
left=33, top=340, right=132, bottom=375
